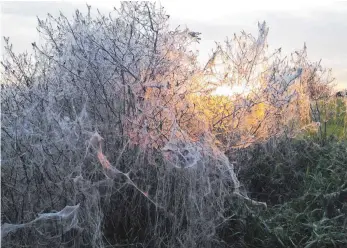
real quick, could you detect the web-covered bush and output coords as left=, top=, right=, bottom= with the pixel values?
left=1, top=3, right=257, bottom=248
left=195, top=22, right=334, bottom=149
left=1, top=2, right=337, bottom=247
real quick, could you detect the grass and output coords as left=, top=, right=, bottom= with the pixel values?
left=311, top=98, right=347, bottom=141
left=228, top=137, right=347, bottom=247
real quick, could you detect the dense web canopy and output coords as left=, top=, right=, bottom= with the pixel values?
left=1, top=2, right=335, bottom=247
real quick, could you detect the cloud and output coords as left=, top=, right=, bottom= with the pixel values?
left=1, top=1, right=346, bottom=88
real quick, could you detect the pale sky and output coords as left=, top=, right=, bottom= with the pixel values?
left=1, top=1, right=346, bottom=89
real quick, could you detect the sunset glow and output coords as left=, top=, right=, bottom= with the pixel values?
left=211, top=84, right=251, bottom=97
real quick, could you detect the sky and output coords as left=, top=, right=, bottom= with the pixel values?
left=1, top=1, right=346, bottom=89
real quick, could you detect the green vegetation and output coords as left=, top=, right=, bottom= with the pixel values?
left=299, top=98, right=347, bottom=143
left=227, top=136, right=347, bottom=247
left=322, top=98, right=347, bottom=139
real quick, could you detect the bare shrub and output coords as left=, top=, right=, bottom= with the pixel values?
left=1, top=3, right=257, bottom=247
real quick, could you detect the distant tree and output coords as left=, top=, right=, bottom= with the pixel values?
left=336, top=89, right=347, bottom=97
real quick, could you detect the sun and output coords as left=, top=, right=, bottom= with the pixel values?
left=211, top=84, right=251, bottom=97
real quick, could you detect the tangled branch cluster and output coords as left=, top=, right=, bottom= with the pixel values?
left=1, top=2, right=333, bottom=247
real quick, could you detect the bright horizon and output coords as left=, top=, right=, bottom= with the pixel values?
left=212, top=84, right=252, bottom=97
left=1, top=1, right=346, bottom=90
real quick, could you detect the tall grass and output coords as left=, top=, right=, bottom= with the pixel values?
left=229, top=137, right=347, bottom=247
